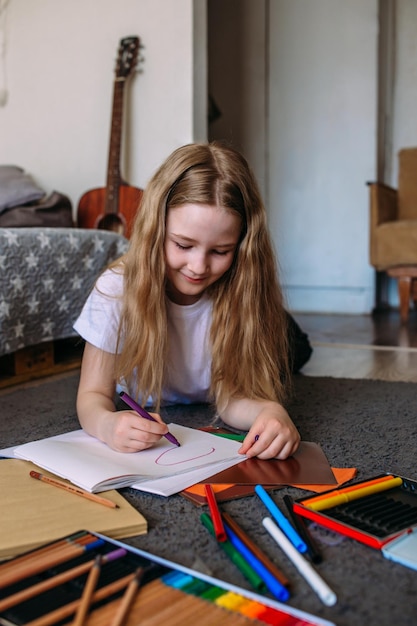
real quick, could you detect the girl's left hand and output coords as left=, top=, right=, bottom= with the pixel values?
left=238, top=403, right=300, bottom=460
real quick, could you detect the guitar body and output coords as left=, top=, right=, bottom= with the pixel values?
left=77, top=182, right=143, bottom=239
left=76, top=36, right=142, bottom=239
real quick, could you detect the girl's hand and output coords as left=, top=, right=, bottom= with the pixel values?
left=101, top=410, right=169, bottom=453
left=237, top=403, right=300, bottom=460
left=76, top=343, right=169, bottom=453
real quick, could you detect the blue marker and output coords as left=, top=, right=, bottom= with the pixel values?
left=223, top=522, right=290, bottom=602
left=255, top=484, right=308, bottom=553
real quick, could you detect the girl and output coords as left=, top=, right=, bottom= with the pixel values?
left=74, top=142, right=305, bottom=460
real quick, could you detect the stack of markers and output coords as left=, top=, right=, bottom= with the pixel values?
left=201, top=483, right=337, bottom=607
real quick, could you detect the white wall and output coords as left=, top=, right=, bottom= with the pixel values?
left=268, top=0, right=378, bottom=314
left=390, top=0, right=417, bottom=183
left=208, top=0, right=379, bottom=314
left=0, top=0, right=206, bottom=215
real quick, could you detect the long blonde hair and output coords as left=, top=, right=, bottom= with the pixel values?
left=114, top=142, right=290, bottom=410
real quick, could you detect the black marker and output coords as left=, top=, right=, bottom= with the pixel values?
left=283, top=495, right=322, bottom=564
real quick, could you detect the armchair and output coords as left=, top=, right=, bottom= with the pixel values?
left=368, top=147, right=417, bottom=322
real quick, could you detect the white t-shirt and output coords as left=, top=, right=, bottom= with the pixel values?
left=73, top=268, right=212, bottom=405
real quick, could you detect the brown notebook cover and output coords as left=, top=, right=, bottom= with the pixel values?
left=203, top=441, right=336, bottom=485
left=181, top=437, right=342, bottom=506
left=0, top=459, right=147, bottom=559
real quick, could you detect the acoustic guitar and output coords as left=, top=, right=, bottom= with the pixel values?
left=77, top=36, right=143, bottom=238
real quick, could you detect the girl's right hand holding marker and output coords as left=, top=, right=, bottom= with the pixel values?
left=101, top=409, right=170, bottom=453
left=76, top=343, right=170, bottom=453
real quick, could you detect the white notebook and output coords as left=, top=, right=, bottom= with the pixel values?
left=2, top=425, right=244, bottom=497
left=382, top=528, right=417, bottom=571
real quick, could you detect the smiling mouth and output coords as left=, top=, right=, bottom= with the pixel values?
left=183, top=274, right=207, bottom=284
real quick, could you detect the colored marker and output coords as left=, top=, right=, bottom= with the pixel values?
left=204, top=484, right=227, bottom=542
left=119, top=391, right=180, bottom=447
left=282, top=495, right=322, bottom=564
left=211, top=432, right=246, bottom=442
left=221, top=512, right=289, bottom=587
left=304, top=476, right=403, bottom=511
left=200, top=513, right=266, bottom=593
left=262, top=517, right=337, bottom=607
left=222, top=519, right=290, bottom=601
left=255, top=485, right=307, bottom=553
left=299, top=474, right=398, bottom=508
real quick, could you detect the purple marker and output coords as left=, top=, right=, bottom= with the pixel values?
left=119, top=391, right=181, bottom=447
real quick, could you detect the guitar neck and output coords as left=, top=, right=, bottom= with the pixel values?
left=105, top=78, right=126, bottom=215
left=76, top=36, right=141, bottom=237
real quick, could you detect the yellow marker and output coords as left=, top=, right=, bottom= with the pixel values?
left=307, top=476, right=403, bottom=511
left=300, top=474, right=396, bottom=507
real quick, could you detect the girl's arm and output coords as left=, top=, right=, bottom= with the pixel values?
left=76, top=342, right=169, bottom=452
left=219, top=398, right=300, bottom=460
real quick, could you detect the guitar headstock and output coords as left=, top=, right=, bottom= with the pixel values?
left=115, top=36, right=141, bottom=80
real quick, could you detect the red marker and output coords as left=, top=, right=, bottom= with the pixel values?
left=204, top=484, right=227, bottom=542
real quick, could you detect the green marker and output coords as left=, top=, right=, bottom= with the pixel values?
left=211, top=432, right=246, bottom=442
left=200, top=513, right=266, bottom=593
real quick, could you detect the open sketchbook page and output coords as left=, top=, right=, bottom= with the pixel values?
left=7, top=425, right=244, bottom=494
left=132, top=457, right=248, bottom=496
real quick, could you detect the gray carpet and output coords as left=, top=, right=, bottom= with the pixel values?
left=1, top=373, right=417, bottom=626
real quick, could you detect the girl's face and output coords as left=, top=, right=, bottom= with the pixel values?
left=164, top=203, right=241, bottom=305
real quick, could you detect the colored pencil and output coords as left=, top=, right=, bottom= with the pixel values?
left=115, top=577, right=269, bottom=626
left=204, top=483, right=227, bottom=541
left=0, top=533, right=105, bottom=589
left=73, top=555, right=102, bottom=626
left=110, top=567, right=144, bottom=626
left=0, top=531, right=88, bottom=574
left=30, top=470, right=118, bottom=508
left=25, top=573, right=135, bottom=626
left=0, top=548, right=126, bottom=612
left=0, top=533, right=331, bottom=626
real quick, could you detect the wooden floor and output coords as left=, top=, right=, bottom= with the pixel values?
left=294, top=308, right=417, bottom=382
